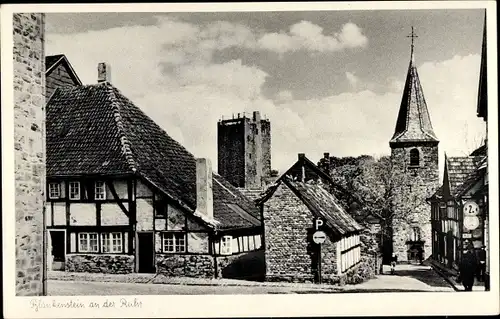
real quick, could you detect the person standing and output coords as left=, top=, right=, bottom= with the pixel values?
left=390, top=253, right=398, bottom=275
left=459, top=244, right=479, bottom=291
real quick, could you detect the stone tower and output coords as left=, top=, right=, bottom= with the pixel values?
left=217, top=111, right=271, bottom=189
left=13, top=13, right=46, bottom=295
left=389, top=29, right=439, bottom=263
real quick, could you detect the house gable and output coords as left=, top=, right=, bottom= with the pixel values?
left=263, top=182, right=316, bottom=280
left=46, top=54, right=82, bottom=99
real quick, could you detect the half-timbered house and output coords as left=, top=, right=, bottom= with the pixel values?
left=45, top=63, right=263, bottom=279
left=427, top=155, right=485, bottom=272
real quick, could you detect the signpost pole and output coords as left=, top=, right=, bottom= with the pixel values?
left=318, top=245, right=322, bottom=284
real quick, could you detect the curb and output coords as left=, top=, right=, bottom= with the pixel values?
left=427, top=261, right=460, bottom=292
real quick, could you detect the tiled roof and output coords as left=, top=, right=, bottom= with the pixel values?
left=46, top=82, right=260, bottom=230
left=285, top=178, right=363, bottom=236
left=238, top=188, right=265, bottom=202
left=446, top=156, right=484, bottom=197
left=390, top=55, right=439, bottom=144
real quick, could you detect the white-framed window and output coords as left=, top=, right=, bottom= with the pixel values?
left=79, top=232, right=98, bottom=252
left=69, top=181, right=81, bottom=200
left=162, top=233, right=186, bottom=253
left=101, top=232, right=123, bottom=253
left=220, top=235, right=232, bottom=255
left=94, top=181, right=106, bottom=200
left=48, top=182, right=60, bottom=199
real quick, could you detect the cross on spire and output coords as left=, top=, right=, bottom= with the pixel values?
left=407, top=26, right=418, bottom=62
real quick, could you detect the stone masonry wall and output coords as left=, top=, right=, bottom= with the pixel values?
left=217, top=120, right=245, bottom=188
left=391, top=145, right=439, bottom=262
left=66, top=254, right=134, bottom=274
left=263, top=183, right=339, bottom=283
left=14, top=13, right=46, bottom=296
left=261, top=119, right=271, bottom=179
left=245, top=114, right=263, bottom=189
left=156, top=254, right=215, bottom=278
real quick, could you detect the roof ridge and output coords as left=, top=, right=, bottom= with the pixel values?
left=105, top=83, right=137, bottom=173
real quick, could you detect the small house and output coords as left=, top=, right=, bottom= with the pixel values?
left=257, top=154, right=363, bottom=284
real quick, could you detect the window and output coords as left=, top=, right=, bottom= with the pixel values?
left=410, top=227, right=421, bottom=242
left=69, top=181, right=80, bottom=200
left=79, top=233, right=98, bottom=252
left=220, top=235, right=232, bottom=255
left=155, top=200, right=168, bottom=217
left=409, top=148, right=420, bottom=166
left=48, top=182, right=60, bottom=199
left=94, top=181, right=106, bottom=200
left=162, top=233, right=186, bottom=253
left=101, top=232, right=123, bottom=253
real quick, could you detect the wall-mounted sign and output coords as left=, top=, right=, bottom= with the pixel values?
left=464, top=216, right=480, bottom=230
left=312, top=231, right=326, bottom=244
left=463, top=201, right=479, bottom=216
left=462, top=233, right=472, bottom=239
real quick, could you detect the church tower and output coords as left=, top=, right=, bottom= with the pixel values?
left=389, top=28, right=439, bottom=263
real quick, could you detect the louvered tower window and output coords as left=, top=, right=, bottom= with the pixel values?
left=409, top=148, right=420, bottom=166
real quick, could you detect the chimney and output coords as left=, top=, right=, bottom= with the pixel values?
left=322, top=152, right=331, bottom=174
left=196, top=158, right=213, bottom=219
left=97, top=62, right=111, bottom=83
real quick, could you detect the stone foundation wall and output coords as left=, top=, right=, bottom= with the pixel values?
left=14, top=12, right=46, bottom=296
left=65, top=254, right=134, bottom=274
left=156, top=254, right=215, bottom=278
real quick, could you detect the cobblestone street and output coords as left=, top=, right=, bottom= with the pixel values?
left=48, top=264, right=455, bottom=295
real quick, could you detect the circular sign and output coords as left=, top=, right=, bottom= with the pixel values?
left=463, top=201, right=479, bottom=216
left=313, top=231, right=327, bottom=244
left=463, top=216, right=480, bottom=230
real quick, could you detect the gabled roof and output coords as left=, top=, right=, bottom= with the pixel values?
left=257, top=154, right=363, bottom=236
left=45, top=54, right=83, bottom=85
left=257, top=154, right=333, bottom=204
left=390, top=48, right=438, bottom=145
left=46, top=82, right=260, bottom=230
left=429, top=155, right=485, bottom=201
left=285, top=178, right=363, bottom=236
left=446, top=156, right=484, bottom=196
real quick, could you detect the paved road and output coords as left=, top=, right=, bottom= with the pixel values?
left=47, top=264, right=454, bottom=295
left=48, top=280, right=333, bottom=295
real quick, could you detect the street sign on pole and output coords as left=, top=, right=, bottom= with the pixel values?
left=313, top=230, right=326, bottom=244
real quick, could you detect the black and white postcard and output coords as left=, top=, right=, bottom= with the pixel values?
left=1, top=1, right=498, bottom=318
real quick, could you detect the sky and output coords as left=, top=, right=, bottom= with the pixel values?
left=45, top=9, right=487, bottom=177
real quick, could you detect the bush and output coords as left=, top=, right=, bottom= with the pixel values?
left=344, top=255, right=377, bottom=285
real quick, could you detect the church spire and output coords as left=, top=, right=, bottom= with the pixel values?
left=390, top=27, right=439, bottom=146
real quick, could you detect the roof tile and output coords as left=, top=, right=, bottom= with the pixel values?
left=47, top=83, right=260, bottom=230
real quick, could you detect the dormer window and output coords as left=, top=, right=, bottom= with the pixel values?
left=69, top=181, right=80, bottom=200
left=48, top=182, right=60, bottom=199
left=409, top=148, right=420, bottom=167
left=95, top=181, right=106, bottom=200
